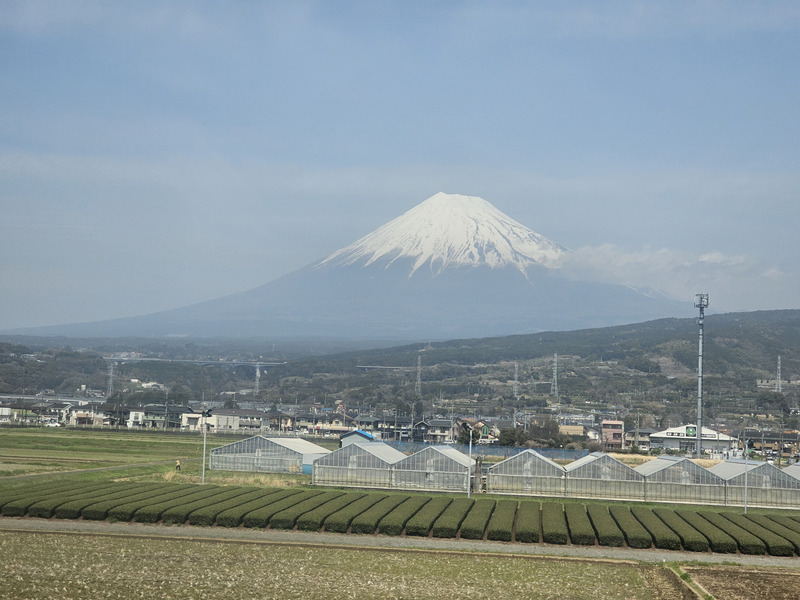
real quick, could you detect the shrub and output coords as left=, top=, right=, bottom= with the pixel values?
left=134, top=487, right=231, bottom=524
left=0, top=481, right=88, bottom=511
left=652, top=508, right=708, bottom=552
left=241, top=490, right=325, bottom=529
left=514, top=501, right=540, bottom=543
left=325, top=494, right=388, bottom=534
left=486, top=499, right=517, bottom=542
left=721, top=513, right=793, bottom=557
left=747, top=514, right=800, bottom=555
left=459, top=499, right=496, bottom=540
left=86, top=485, right=195, bottom=521
left=609, top=506, right=651, bottom=549
left=295, top=492, right=365, bottom=532
left=768, top=514, right=800, bottom=536
left=54, top=483, right=161, bottom=520
left=161, top=487, right=253, bottom=525
left=699, top=511, right=766, bottom=555
left=431, top=498, right=474, bottom=539
left=587, top=505, right=624, bottom=547
left=217, top=489, right=303, bottom=528
left=631, top=506, right=681, bottom=551
left=28, top=483, right=145, bottom=519
left=188, top=489, right=271, bottom=527
left=377, top=495, right=431, bottom=536
left=404, top=497, right=452, bottom=537
left=268, top=491, right=345, bottom=530
left=564, top=504, right=595, bottom=546
left=350, top=495, right=410, bottom=535
left=3, top=483, right=110, bottom=517
left=541, top=502, right=568, bottom=545
left=675, top=510, right=737, bottom=554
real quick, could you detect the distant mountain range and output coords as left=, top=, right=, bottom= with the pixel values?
left=7, top=192, right=687, bottom=341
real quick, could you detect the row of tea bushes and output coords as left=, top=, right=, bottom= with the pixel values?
left=5, top=481, right=800, bottom=555
left=350, top=495, right=409, bottom=534
left=325, top=494, right=388, bottom=533
left=485, top=499, right=517, bottom=542
left=376, top=496, right=430, bottom=536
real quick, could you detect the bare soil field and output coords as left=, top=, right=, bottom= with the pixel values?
left=684, top=565, right=800, bottom=600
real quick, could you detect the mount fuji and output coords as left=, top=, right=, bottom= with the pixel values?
left=10, top=193, right=685, bottom=340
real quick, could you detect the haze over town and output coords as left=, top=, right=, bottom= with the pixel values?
left=2, top=2, right=799, bottom=332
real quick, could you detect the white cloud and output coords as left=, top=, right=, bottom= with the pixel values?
left=556, top=244, right=798, bottom=313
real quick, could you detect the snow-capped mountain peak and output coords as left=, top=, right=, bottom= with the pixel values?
left=317, top=192, right=567, bottom=277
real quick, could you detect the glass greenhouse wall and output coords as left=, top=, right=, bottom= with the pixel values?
left=709, top=461, right=800, bottom=508
left=486, top=450, right=565, bottom=495
left=210, top=436, right=329, bottom=474
left=392, top=446, right=474, bottom=492
left=565, top=453, right=645, bottom=500
left=636, top=457, right=726, bottom=504
left=312, top=442, right=405, bottom=489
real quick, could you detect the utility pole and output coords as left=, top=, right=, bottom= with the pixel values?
left=694, top=293, right=709, bottom=459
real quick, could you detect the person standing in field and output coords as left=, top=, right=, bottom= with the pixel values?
left=175, top=459, right=181, bottom=472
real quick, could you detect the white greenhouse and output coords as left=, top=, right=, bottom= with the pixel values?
left=565, top=452, right=644, bottom=500
left=486, top=449, right=564, bottom=495
left=210, top=436, right=330, bottom=474
left=635, top=456, right=725, bottom=504
left=708, top=459, right=800, bottom=508
left=312, top=442, right=406, bottom=488
left=392, top=445, right=474, bottom=492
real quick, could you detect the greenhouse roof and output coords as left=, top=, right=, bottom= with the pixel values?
left=708, top=459, right=770, bottom=480
left=350, top=441, right=406, bottom=463
left=634, top=456, right=707, bottom=477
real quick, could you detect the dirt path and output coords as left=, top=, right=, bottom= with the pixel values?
left=2, top=516, right=800, bottom=569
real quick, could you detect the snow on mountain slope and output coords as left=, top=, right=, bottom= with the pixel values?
left=316, top=192, right=567, bottom=277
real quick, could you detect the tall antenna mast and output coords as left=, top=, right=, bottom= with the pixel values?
left=694, top=293, right=709, bottom=459
left=513, top=362, right=519, bottom=399
left=776, top=356, right=782, bottom=393
left=107, top=362, right=115, bottom=397
left=415, top=355, right=422, bottom=396
left=254, top=364, right=261, bottom=397
left=550, top=353, right=559, bottom=401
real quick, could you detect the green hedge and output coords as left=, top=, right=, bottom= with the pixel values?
left=431, top=498, right=474, bottom=539
left=564, top=504, right=595, bottom=546
left=217, top=489, right=303, bottom=528
left=350, top=495, right=410, bottom=535
left=653, top=508, right=708, bottom=553
left=3, top=483, right=110, bottom=517
left=587, top=504, right=624, bottom=547
left=324, top=494, right=388, bottom=534
left=188, top=489, right=273, bottom=527
left=83, top=485, right=195, bottom=521
left=268, top=491, right=344, bottom=530
left=134, top=487, right=231, bottom=524
left=54, top=483, right=161, bottom=520
left=514, top=501, right=540, bottom=543
left=161, top=487, right=254, bottom=525
left=377, top=495, right=431, bottom=536
left=541, top=502, right=568, bottom=545
left=609, top=506, right=651, bottom=549
left=107, top=485, right=211, bottom=522
left=675, top=510, right=737, bottom=554
left=0, top=481, right=89, bottom=511
left=241, top=490, right=324, bottom=529
left=486, top=499, right=517, bottom=542
left=747, top=514, right=800, bottom=555
left=459, top=499, right=496, bottom=540
left=28, top=483, right=145, bottom=519
left=295, top=492, right=365, bottom=532
left=768, top=514, right=800, bottom=536
left=699, top=512, right=766, bottom=555
left=631, top=506, right=681, bottom=551
left=404, top=497, right=452, bottom=537
left=721, top=513, right=793, bottom=557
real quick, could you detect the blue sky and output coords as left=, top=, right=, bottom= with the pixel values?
left=2, top=1, right=799, bottom=330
